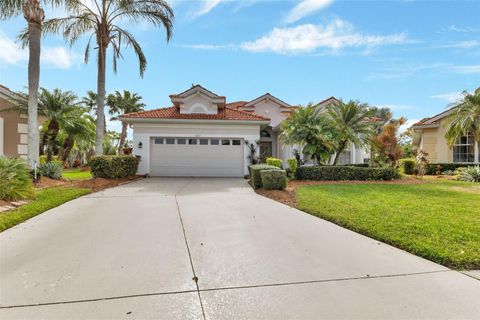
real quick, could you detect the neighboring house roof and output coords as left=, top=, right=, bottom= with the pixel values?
left=120, top=106, right=270, bottom=122
left=316, top=96, right=340, bottom=106
left=169, top=84, right=226, bottom=100
left=226, top=101, right=248, bottom=109
left=0, top=84, right=17, bottom=100
left=411, top=106, right=459, bottom=128
left=244, top=93, right=294, bottom=110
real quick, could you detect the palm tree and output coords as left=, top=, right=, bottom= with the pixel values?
left=10, top=88, right=94, bottom=162
left=0, top=0, right=60, bottom=169
left=58, top=112, right=96, bottom=162
left=43, top=0, right=174, bottom=156
left=81, top=90, right=98, bottom=115
left=107, top=90, right=145, bottom=154
left=323, top=100, right=375, bottom=165
left=281, top=104, right=338, bottom=164
left=445, top=88, right=480, bottom=161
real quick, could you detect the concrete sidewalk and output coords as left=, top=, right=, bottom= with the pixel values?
left=1, top=178, right=479, bottom=319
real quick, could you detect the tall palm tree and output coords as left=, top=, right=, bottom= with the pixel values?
left=445, top=88, right=480, bottom=162
left=0, top=0, right=60, bottom=169
left=43, top=0, right=174, bottom=156
left=9, top=88, right=94, bottom=162
left=323, top=100, right=375, bottom=165
left=81, top=90, right=98, bottom=115
left=107, top=90, right=145, bottom=154
left=281, top=104, right=338, bottom=164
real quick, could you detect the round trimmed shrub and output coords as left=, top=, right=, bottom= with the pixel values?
left=260, top=169, right=287, bottom=190
left=0, top=157, right=35, bottom=201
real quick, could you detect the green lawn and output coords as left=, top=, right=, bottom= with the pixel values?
left=0, top=187, right=91, bottom=232
left=296, top=180, right=480, bottom=269
left=63, top=168, right=92, bottom=180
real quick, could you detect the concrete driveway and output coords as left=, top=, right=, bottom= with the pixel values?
left=1, top=178, right=479, bottom=319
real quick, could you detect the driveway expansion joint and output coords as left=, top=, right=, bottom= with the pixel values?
left=174, top=180, right=207, bottom=320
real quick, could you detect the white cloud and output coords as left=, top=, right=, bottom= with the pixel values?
left=451, top=65, right=480, bottom=74
left=440, top=40, right=480, bottom=49
left=430, top=92, right=464, bottom=103
left=400, top=118, right=420, bottom=134
left=0, top=32, right=79, bottom=69
left=285, top=0, right=334, bottom=23
left=439, top=25, right=480, bottom=33
left=240, top=19, right=410, bottom=55
left=193, top=0, right=223, bottom=17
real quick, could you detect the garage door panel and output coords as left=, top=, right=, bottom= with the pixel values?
left=150, top=138, right=244, bottom=177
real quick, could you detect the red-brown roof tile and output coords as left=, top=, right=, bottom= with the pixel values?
left=120, top=106, right=270, bottom=121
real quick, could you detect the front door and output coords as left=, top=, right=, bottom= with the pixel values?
left=259, top=141, right=272, bottom=163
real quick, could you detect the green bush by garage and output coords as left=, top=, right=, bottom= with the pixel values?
left=260, top=169, right=287, bottom=190
left=296, top=165, right=400, bottom=181
left=426, top=163, right=479, bottom=175
left=248, top=164, right=280, bottom=189
left=90, top=156, right=140, bottom=179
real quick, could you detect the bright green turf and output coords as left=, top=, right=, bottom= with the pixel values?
left=0, top=187, right=91, bottom=232
left=296, top=180, right=480, bottom=269
left=63, top=168, right=92, bottom=180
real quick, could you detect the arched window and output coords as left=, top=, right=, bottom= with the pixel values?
left=190, top=103, right=208, bottom=114
left=260, top=129, right=271, bottom=138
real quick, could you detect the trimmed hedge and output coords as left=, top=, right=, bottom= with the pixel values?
left=287, top=158, right=298, bottom=178
left=90, top=156, right=139, bottom=179
left=426, top=163, right=479, bottom=175
left=296, top=165, right=400, bottom=181
left=248, top=164, right=280, bottom=189
left=266, top=157, right=283, bottom=168
left=399, top=158, right=416, bottom=175
left=260, top=169, right=287, bottom=190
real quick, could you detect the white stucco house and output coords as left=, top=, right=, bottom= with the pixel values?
left=119, top=85, right=369, bottom=177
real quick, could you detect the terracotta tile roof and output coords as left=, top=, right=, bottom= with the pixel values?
left=226, top=101, right=248, bottom=109
left=120, top=106, right=270, bottom=121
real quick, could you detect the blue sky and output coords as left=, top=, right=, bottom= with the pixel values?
left=1, top=0, right=479, bottom=132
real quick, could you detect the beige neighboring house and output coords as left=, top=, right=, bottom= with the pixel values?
left=411, top=106, right=479, bottom=163
left=0, top=85, right=29, bottom=159
left=120, top=85, right=370, bottom=177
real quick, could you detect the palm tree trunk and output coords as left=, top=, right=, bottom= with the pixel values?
left=60, top=135, right=74, bottom=162
left=95, top=45, right=107, bottom=156
left=333, top=140, right=348, bottom=165
left=117, top=122, right=128, bottom=154
left=23, top=0, right=44, bottom=170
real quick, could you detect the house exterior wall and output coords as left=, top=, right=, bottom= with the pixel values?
left=418, top=121, right=452, bottom=163
left=132, top=122, right=261, bottom=175
left=0, top=92, right=28, bottom=159
left=179, top=95, right=218, bottom=115
left=249, top=100, right=288, bottom=128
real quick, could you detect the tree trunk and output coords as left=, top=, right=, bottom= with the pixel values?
left=60, top=135, right=74, bottom=162
left=117, top=122, right=128, bottom=154
left=46, top=120, right=59, bottom=162
left=333, top=140, right=348, bottom=165
left=23, top=0, right=44, bottom=169
left=95, top=45, right=107, bottom=156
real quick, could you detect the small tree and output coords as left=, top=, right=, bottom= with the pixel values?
left=414, top=149, right=429, bottom=179
left=371, top=118, right=406, bottom=167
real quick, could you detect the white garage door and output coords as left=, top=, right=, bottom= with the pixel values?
left=150, top=137, right=244, bottom=177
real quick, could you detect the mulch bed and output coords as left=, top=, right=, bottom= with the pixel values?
left=36, top=175, right=143, bottom=192
left=256, top=177, right=429, bottom=207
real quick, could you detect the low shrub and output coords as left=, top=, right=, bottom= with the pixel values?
left=39, top=155, right=61, bottom=165
left=458, top=166, right=480, bottom=182
left=0, top=157, right=35, bottom=201
left=248, top=164, right=280, bottom=189
left=340, top=163, right=369, bottom=168
left=266, top=157, right=282, bottom=168
left=39, top=161, right=63, bottom=179
left=426, top=163, right=478, bottom=175
left=287, top=158, right=298, bottom=178
left=296, top=165, right=400, bottom=181
left=260, top=169, right=287, bottom=190
left=399, top=158, right=416, bottom=175
left=90, top=155, right=139, bottom=179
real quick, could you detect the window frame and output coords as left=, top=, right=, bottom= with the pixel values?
left=453, top=132, right=475, bottom=163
